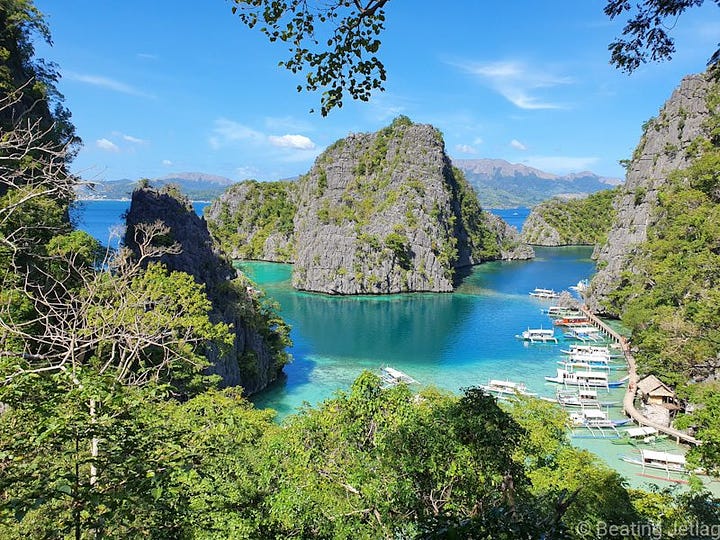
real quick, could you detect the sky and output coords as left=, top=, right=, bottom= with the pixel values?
left=33, top=1, right=720, bottom=183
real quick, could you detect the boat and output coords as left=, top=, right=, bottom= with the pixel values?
left=569, top=279, right=589, bottom=293
left=542, top=306, right=581, bottom=317
left=479, top=379, right=537, bottom=400
left=543, top=388, right=619, bottom=409
left=544, top=368, right=627, bottom=389
left=553, top=315, right=590, bottom=327
left=379, top=366, right=418, bottom=387
left=611, top=426, right=667, bottom=445
left=516, top=328, right=558, bottom=343
left=570, top=409, right=630, bottom=428
left=529, top=287, right=560, bottom=299
left=564, top=328, right=602, bottom=343
left=620, top=449, right=688, bottom=477
left=557, top=359, right=626, bottom=373
left=561, top=345, right=622, bottom=358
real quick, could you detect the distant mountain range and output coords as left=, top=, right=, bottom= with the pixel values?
left=77, top=161, right=623, bottom=208
left=452, top=159, right=623, bottom=208
left=76, top=172, right=236, bottom=201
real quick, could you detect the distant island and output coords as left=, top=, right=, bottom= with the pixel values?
left=77, top=161, right=623, bottom=208
left=453, top=158, right=622, bottom=208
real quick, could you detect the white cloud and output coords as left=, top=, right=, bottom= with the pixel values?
left=521, top=155, right=600, bottom=175
left=96, top=138, right=120, bottom=152
left=66, top=72, right=152, bottom=98
left=162, top=159, right=173, bottom=166
left=473, top=137, right=484, bottom=145
left=122, top=134, right=146, bottom=144
left=209, top=118, right=264, bottom=149
left=510, top=139, right=527, bottom=151
left=137, top=53, right=158, bottom=60
left=455, top=144, right=477, bottom=154
left=268, top=134, right=316, bottom=150
left=453, top=60, right=572, bottom=110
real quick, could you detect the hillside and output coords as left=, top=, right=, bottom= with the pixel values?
left=206, top=117, right=533, bottom=294
left=453, top=158, right=622, bottom=208
left=76, top=172, right=236, bottom=201
left=520, top=189, right=618, bottom=246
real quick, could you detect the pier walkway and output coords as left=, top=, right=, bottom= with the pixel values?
left=579, top=306, right=700, bottom=446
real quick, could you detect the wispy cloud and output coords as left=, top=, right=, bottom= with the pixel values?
left=510, top=139, right=527, bottom=151
left=209, top=118, right=264, bottom=149
left=122, top=134, right=146, bottom=144
left=455, top=144, right=477, bottom=154
left=521, top=155, right=599, bottom=174
left=96, top=138, right=120, bottom=152
left=137, top=53, right=158, bottom=60
left=66, top=72, right=153, bottom=98
left=453, top=60, right=573, bottom=110
left=268, top=134, right=316, bottom=150
left=162, top=159, right=173, bottom=166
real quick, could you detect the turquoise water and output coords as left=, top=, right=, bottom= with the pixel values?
left=73, top=201, right=716, bottom=492
left=71, top=199, right=209, bottom=248
left=246, top=247, right=605, bottom=416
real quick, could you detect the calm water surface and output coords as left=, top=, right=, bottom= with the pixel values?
left=75, top=201, right=712, bottom=492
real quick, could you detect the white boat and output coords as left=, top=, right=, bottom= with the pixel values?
left=544, top=368, right=627, bottom=389
left=558, top=359, right=626, bottom=372
left=570, top=409, right=629, bottom=428
left=564, top=328, right=602, bottom=342
left=620, top=449, right=687, bottom=477
left=380, top=366, right=418, bottom=387
left=611, top=426, right=666, bottom=445
left=544, top=388, right=619, bottom=409
left=561, top=345, right=621, bottom=358
left=569, top=279, right=589, bottom=292
left=479, top=379, right=537, bottom=400
left=516, top=328, right=558, bottom=343
left=542, top=306, right=581, bottom=317
left=529, top=287, right=560, bottom=299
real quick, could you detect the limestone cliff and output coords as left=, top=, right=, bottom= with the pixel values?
left=520, top=190, right=617, bottom=247
left=123, top=185, right=289, bottom=394
left=587, top=73, right=717, bottom=314
left=205, top=180, right=296, bottom=262
left=208, top=117, right=532, bottom=294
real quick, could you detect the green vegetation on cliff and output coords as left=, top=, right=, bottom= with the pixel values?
left=608, top=81, right=720, bottom=473
left=522, top=189, right=618, bottom=246
left=207, top=180, right=296, bottom=261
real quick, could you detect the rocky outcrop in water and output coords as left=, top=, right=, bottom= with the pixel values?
left=208, top=117, right=533, bottom=295
left=520, top=190, right=617, bottom=247
left=587, top=73, right=717, bottom=314
left=123, top=185, right=289, bottom=394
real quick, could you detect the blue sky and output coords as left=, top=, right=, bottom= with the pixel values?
left=34, top=1, right=719, bottom=183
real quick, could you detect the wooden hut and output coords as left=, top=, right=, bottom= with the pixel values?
left=637, top=375, right=679, bottom=409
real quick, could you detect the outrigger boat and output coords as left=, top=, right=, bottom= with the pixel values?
left=542, top=306, right=581, bottom=317
left=570, top=409, right=630, bottom=428
left=379, top=366, right=418, bottom=388
left=516, top=328, right=558, bottom=343
left=561, top=344, right=622, bottom=358
left=543, top=387, right=620, bottom=409
left=611, top=426, right=667, bottom=445
left=479, top=379, right=537, bottom=400
left=620, top=449, right=688, bottom=478
left=544, top=368, right=627, bottom=389
left=529, top=287, right=560, bottom=299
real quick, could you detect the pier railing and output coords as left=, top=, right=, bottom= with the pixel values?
left=579, top=305, right=700, bottom=446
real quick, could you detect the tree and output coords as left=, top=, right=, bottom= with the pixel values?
left=230, top=0, right=389, bottom=116
left=604, top=0, right=720, bottom=74
left=230, top=1, right=719, bottom=115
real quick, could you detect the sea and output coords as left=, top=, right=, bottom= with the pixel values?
left=72, top=200, right=714, bottom=492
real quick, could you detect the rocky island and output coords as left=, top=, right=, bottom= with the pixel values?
left=207, top=117, right=533, bottom=294
left=124, top=185, right=290, bottom=394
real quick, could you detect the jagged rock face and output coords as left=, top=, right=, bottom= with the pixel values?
left=207, top=118, right=534, bottom=295
left=291, top=120, right=519, bottom=294
left=124, top=187, right=286, bottom=395
left=205, top=180, right=296, bottom=262
left=520, top=212, right=564, bottom=246
left=482, top=213, right=535, bottom=259
left=588, top=73, right=716, bottom=314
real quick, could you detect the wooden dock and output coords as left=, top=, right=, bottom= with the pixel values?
left=579, top=305, right=700, bottom=446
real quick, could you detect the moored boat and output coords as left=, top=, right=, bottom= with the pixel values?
left=544, top=368, right=627, bottom=389
left=529, top=287, right=560, bottom=299
left=479, top=379, right=537, bottom=400
left=380, top=366, right=418, bottom=387
left=543, top=387, right=619, bottom=409
left=620, top=449, right=688, bottom=477
left=516, top=328, right=558, bottom=343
